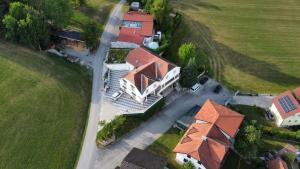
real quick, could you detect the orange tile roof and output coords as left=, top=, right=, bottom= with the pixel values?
left=117, top=28, right=144, bottom=45
left=123, top=48, right=176, bottom=93
left=267, top=157, right=288, bottom=169
left=118, top=12, right=153, bottom=45
left=194, top=100, right=245, bottom=138
left=273, top=90, right=300, bottom=119
left=173, top=123, right=230, bottom=169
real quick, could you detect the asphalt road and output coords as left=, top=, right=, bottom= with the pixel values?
left=92, top=79, right=232, bottom=169
left=76, top=1, right=125, bottom=169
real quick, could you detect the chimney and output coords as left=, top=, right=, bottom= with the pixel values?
left=201, top=136, right=208, bottom=141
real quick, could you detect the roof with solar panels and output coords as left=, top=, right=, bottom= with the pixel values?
left=273, top=87, right=300, bottom=119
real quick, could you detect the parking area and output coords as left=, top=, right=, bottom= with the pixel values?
left=103, top=66, right=162, bottom=115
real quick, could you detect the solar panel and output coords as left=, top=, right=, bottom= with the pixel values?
left=279, top=96, right=296, bottom=113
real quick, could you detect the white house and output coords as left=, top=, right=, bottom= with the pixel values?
left=173, top=100, right=245, bottom=169
left=120, top=47, right=180, bottom=103
left=269, top=86, right=300, bottom=127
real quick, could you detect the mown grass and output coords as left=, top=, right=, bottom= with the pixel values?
left=169, top=0, right=300, bottom=93
left=147, top=128, right=184, bottom=169
left=0, top=41, right=91, bottom=169
left=70, top=0, right=119, bottom=30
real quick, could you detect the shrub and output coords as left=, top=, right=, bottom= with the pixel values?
left=96, top=98, right=165, bottom=144
left=181, top=161, right=195, bottom=169
left=262, top=126, right=300, bottom=141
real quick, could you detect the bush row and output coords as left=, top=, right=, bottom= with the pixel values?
left=262, top=126, right=300, bottom=141
left=96, top=98, right=165, bottom=144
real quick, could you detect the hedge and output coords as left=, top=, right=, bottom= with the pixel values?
left=96, top=98, right=165, bottom=144
left=262, top=126, right=300, bottom=141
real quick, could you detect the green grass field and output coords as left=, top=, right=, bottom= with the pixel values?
left=70, top=0, right=119, bottom=30
left=169, top=0, right=300, bottom=92
left=0, top=41, right=91, bottom=169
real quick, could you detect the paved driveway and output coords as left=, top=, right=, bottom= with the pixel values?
left=231, top=95, right=274, bottom=109
left=93, top=79, right=233, bottom=169
left=76, top=1, right=125, bottom=169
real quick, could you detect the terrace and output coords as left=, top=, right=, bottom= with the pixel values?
left=104, top=66, right=162, bottom=114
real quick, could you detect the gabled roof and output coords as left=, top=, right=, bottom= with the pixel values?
left=123, top=48, right=176, bottom=93
left=273, top=89, right=300, bottom=119
left=120, top=148, right=167, bottom=169
left=117, top=12, right=153, bottom=45
left=194, top=100, right=245, bottom=138
left=267, top=157, right=288, bottom=169
left=173, top=123, right=230, bottom=169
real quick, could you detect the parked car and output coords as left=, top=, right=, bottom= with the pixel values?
left=112, top=91, right=123, bottom=101
left=266, top=110, right=274, bottom=120
left=213, top=85, right=222, bottom=94
left=190, top=83, right=201, bottom=93
left=199, top=76, right=209, bottom=85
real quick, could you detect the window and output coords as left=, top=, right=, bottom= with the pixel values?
left=131, top=92, right=136, bottom=96
left=295, top=120, right=298, bottom=122
left=187, top=155, right=191, bottom=158
left=183, top=159, right=188, bottom=162
left=122, top=79, right=127, bottom=83
left=197, top=161, right=202, bottom=165
left=289, top=120, right=291, bottom=123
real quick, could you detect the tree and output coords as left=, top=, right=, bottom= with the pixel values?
left=83, top=21, right=102, bottom=49
left=235, top=120, right=262, bottom=158
left=178, top=43, right=197, bottom=66
left=20, top=0, right=73, bottom=28
left=2, top=2, right=48, bottom=48
left=181, top=161, right=195, bottom=169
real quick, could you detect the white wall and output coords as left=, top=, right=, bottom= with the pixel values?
left=270, top=104, right=284, bottom=127
left=282, top=112, right=300, bottom=126
left=270, top=103, right=300, bottom=127
left=119, top=66, right=180, bottom=103
left=175, top=153, right=206, bottom=169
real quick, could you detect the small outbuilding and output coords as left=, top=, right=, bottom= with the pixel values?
left=116, top=148, right=167, bottom=169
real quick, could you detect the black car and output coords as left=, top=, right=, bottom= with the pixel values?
left=213, top=85, right=222, bottom=93
left=199, top=76, right=209, bottom=85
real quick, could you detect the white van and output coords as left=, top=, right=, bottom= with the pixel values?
left=190, top=83, right=201, bottom=93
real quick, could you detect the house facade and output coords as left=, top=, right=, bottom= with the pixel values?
left=112, top=11, right=155, bottom=48
left=269, top=86, right=300, bottom=127
left=119, top=48, right=180, bottom=103
left=173, top=100, right=245, bottom=169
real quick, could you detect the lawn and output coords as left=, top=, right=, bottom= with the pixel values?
left=70, top=0, right=119, bottom=30
left=169, top=0, right=300, bottom=93
left=0, top=41, right=91, bottom=169
left=147, top=128, right=184, bottom=169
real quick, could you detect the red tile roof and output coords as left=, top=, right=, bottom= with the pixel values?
left=267, top=157, right=288, bottom=169
left=173, top=123, right=230, bottom=169
left=123, top=48, right=176, bottom=93
left=273, top=90, right=300, bottom=119
left=118, top=28, right=144, bottom=45
left=194, top=100, right=245, bottom=138
left=174, top=101, right=244, bottom=169
left=117, top=12, right=153, bottom=45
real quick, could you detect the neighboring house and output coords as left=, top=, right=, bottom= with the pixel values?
left=112, top=11, right=155, bottom=48
left=54, top=29, right=86, bottom=51
left=173, top=100, right=245, bottom=169
left=120, top=47, right=180, bottom=103
left=269, top=86, right=300, bottom=127
left=266, top=156, right=288, bottom=169
left=116, top=148, right=167, bottom=169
